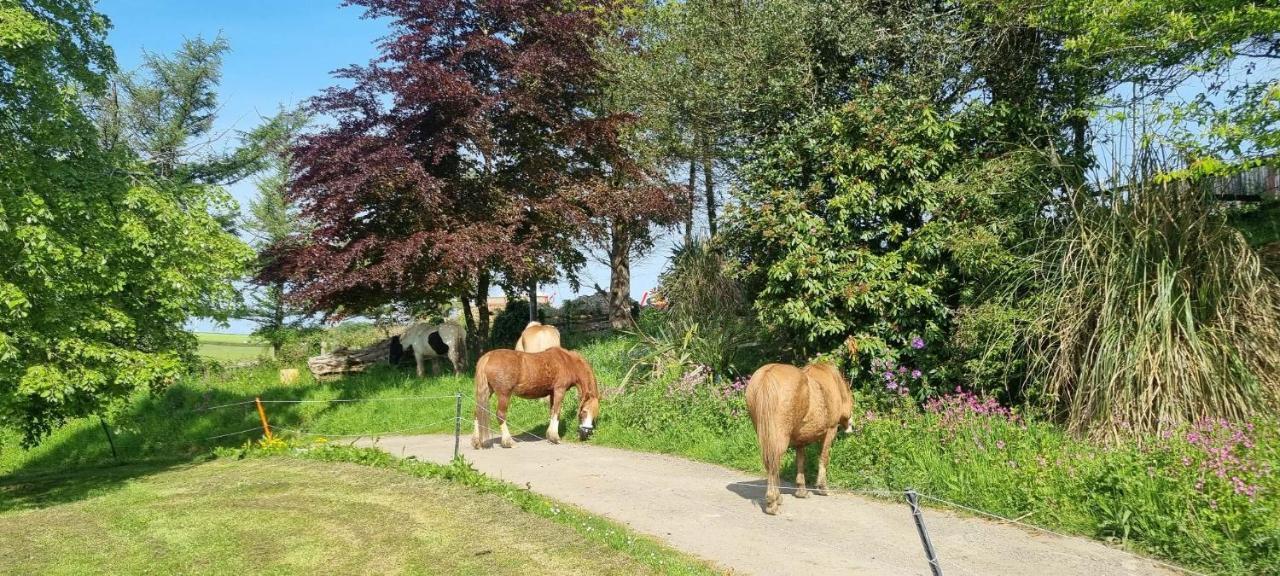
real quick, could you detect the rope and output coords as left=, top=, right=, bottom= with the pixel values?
left=275, top=416, right=463, bottom=440
left=469, top=402, right=562, bottom=444
left=912, top=492, right=1210, bottom=576
left=256, top=395, right=462, bottom=404
left=193, top=400, right=256, bottom=412
left=202, top=427, right=263, bottom=441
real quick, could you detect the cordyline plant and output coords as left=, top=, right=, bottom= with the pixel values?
left=275, top=0, right=673, bottom=336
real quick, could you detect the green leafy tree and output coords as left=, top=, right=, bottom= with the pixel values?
left=0, top=2, right=250, bottom=442
left=240, top=108, right=312, bottom=357
left=725, top=87, right=1057, bottom=394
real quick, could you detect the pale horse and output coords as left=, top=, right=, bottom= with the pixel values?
left=400, top=322, right=467, bottom=377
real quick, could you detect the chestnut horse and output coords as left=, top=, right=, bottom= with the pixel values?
left=472, top=348, right=601, bottom=449
left=745, top=362, right=854, bottom=515
left=514, top=321, right=561, bottom=353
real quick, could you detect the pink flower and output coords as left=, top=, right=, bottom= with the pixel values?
left=911, top=337, right=925, bottom=349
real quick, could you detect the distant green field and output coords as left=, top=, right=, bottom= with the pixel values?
left=195, top=332, right=269, bottom=362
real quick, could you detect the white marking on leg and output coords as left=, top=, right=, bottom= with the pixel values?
left=547, top=416, right=559, bottom=443
left=500, top=422, right=513, bottom=448
left=580, top=415, right=593, bottom=429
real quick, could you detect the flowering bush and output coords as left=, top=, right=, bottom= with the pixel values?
left=599, top=346, right=1277, bottom=575
left=833, top=400, right=1278, bottom=575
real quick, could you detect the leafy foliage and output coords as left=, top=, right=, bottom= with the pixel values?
left=489, top=300, right=541, bottom=350
left=240, top=107, right=312, bottom=355
left=0, top=1, right=249, bottom=442
left=281, top=0, right=664, bottom=321
left=725, top=89, right=1053, bottom=395
left=628, top=239, right=760, bottom=381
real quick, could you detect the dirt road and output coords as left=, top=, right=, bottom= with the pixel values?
left=356, top=435, right=1179, bottom=576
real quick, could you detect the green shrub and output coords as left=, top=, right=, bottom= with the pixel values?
left=490, top=299, right=540, bottom=349
left=628, top=239, right=763, bottom=382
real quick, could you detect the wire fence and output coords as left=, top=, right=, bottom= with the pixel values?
left=93, top=390, right=1209, bottom=576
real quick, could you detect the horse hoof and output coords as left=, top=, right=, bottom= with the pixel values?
left=795, top=488, right=809, bottom=499
left=765, top=503, right=779, bottom=515
left=501, top=439, right=514, bottom=449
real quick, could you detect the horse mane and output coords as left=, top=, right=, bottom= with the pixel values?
left=565, top=350, right=599, bottom=400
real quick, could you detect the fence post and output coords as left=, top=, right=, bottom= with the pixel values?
left=905, top=489, right=943, bottom=576
left=453, top=392, right=463, bottom=459
left=255, top=397, right=273, bottom=441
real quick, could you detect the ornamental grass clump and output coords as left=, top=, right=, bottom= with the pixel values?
left=1030, top=182, right=1280, bottom=440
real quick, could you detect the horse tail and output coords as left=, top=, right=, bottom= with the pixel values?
left=746, top=364, right=793, bottom=477
left=472, top=353, right=492, bottom=449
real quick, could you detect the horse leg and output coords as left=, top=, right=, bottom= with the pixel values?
left=414, top=350, right=425, bottom=378
left=794, top=443, right=809, bottom=499
left=546, top=388, right=565, bottom=444
left=497, top=393, right=514, bottom=448
left=817, top=427, right=836, bottom=495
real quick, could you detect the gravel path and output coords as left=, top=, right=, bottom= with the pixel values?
left=356, top=434, right=1180, bottom=576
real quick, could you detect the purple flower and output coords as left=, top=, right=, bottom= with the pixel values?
left=910, top=337, right=925, bottom=350
left=911, top=369, right=922, bottom=379
left=886, top=381, right=898, bottom=391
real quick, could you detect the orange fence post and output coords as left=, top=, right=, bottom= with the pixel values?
left=255, top=397, right=273, bottom=440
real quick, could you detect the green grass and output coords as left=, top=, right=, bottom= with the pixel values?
left=0, top=456, right=715, bottom=575
left=3, top=333, right=1274, bottom=575
left=196, top=332, right=270, bottom=363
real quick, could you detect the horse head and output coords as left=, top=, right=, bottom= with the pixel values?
left=577, top=394, right=599, bottom=440
left=572, top=352, right=601, bottom=440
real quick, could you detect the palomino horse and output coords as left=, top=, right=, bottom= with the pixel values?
left=472, top=348, right=601, bottom=448
left=514, top=321, right=561, bottom=353
left=401, top=322, right=467, bottom=377
left=745, top=362, right=854, bottom=515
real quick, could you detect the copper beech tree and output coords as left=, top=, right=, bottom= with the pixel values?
left=276, top=0, right=679, bottom=346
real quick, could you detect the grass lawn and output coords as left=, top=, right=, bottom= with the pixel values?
left=196, top=332, right=270, bottom=363
left=0, top=457, right=712, bottom=576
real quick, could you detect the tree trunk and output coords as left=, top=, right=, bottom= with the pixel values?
left=608, top=221, right=633, bottom=329
left=685, top=158, right=697, bottom=245
left=703, top=150, right=716, bottom=237
left=460, top=290, right=476, bottom=362
left=526, top=278, right=538, bottom=322
left=476, top=271, right=491, bottom=352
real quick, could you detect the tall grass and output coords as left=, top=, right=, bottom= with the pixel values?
left=1030, top=182, right=1280, bottom=440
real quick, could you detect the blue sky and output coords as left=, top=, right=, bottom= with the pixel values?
left=97, top=0, right=677, bottom=333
